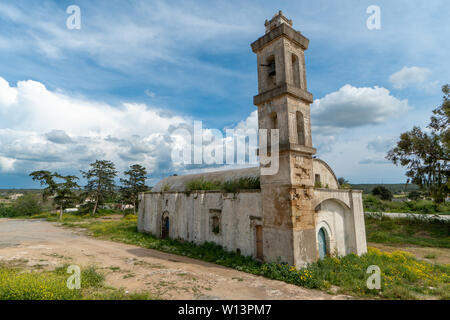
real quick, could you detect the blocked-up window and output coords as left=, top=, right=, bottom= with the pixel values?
left=291, top=53, right=300, bottom=88
left=209, top=209, right=221, bottom=235
left=315, top=174, right=321, bottom=188
left=211, top=215, right=220, bottom=235
left=296, top=111, right=305, bottom=145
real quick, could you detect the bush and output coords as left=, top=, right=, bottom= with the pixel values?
left=7, top=194, right=43, bottom=217
left=372, top=186, right=393, bottom=201
left=407, top=190, right=421, bottom=201
left=0, top=204, right=14, bottom=217
left=186, top=177, right=260, bottom=193
left=222, top=177, right=260, bottom=193
left=186, top=179, right=222, bottom=191
left=12, top=193, right=43, bottom=216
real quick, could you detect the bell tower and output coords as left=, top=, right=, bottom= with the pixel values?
left=252, top=11, right=318, bottom=267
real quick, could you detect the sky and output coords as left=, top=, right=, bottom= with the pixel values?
left=0, top=0, right=448, bottom=188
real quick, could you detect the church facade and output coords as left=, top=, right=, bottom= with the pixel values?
left=138, top=12, right=367, bottom=268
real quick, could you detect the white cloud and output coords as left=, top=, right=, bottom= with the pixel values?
left=0, top=77, right=17, bottom=106
left=388, top=66, right=432, bottom=90
left=0, top=156, right=15, bottom=172
left=0, top=77, right=188, bottom=175
left=311, top=85, right=411, bottom=130
left=367, top=136, right=395, bottom=153
left=0, top=76, right=259, bottom=181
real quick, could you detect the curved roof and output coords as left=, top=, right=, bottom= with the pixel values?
left=151, top=158, right=338, bottom=192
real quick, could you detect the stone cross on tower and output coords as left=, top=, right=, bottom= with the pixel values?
left=251, top=11, right=318, bottom=267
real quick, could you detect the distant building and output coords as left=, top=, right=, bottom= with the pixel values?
left=9, top=193, right=24, bottom=201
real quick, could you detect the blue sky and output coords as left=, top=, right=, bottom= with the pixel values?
left=0, top=0, right=448, bottom=188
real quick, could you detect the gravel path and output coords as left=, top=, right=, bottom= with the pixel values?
left=0, top=219, right=350, bottom=300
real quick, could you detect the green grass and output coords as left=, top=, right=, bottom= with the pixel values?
left=365, top=215, right=450, bottom=248
left=185, top=177, right=260, bottom=193
left=61, top=218, right=450, bottom=299
left=0, top=263, right=141, bottom=300
left=4, top=209, right=126, bottom=223
left=0, top=261, right=158, bottom=300
left=363, top=194, right=450, bottom=215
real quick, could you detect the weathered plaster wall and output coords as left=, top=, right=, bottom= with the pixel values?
left=312, top=159, right=339, bottom=189
left=313, top=189, right=367, bottom=256
left=138, top=191, right=263, bottom=257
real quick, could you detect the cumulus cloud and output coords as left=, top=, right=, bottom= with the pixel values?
left=0, top=156, right=15, bottom=172
left=388, top=66, right=435, bottom=90
left=311, top=85, right=410, bottom=130
left=0, top=77, right=17, bottom=105
left=0, top=77, right=188, bottom=175
left=0, top=76, right=259, bottom=179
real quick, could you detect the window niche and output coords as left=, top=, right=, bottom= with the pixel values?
left=291, top=53, right=301, bottom=88
left=296, top=111, right=305, bottom=145
left=209, top=209, right=221, bottom=235
left=265, top=55, right=276, bottom=87
left=314, top=174, right=321, bottom=188
left=267, top=55, right=276, bottom=77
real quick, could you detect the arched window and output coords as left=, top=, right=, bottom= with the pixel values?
left=296, top=111, right=305, bottom=145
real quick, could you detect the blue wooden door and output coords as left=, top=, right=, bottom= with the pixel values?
left=318, top=228, right=327, bottom=259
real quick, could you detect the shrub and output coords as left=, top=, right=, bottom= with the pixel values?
left=186, top=179, right=222, bottom=191
left=372, top=186, right=393, bottom=201
left=222, top=177, right=260, bottom=193
left=186, top=177, right=260, bottom=193
left=407, top=190, right=421, bottom=201
left=11, top=193, right=43, bottom=216
left=0, top=204, right=14, bottom=217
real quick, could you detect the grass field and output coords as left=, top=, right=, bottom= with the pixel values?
left=365, top=215, right=450, bottom=248
left=0, top=260, right=157, bottom=300
left=363, top=195, right=450, bottom=215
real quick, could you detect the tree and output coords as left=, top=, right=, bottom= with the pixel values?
left=372, top=185, right=393, bottom=201
left=30, top=171, right=80, bottom=220
left=81, top=160, right=117, bottom=215
left=338, top=177, right=351, bottom=189
left=120, top=164, right=148, bottom=215
left=387, top=85, right=449, bottom=203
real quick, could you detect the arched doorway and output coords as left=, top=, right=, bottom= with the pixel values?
left=161, top=213, right=170, bottom=239
left=318, top=228, right=327, bottom=259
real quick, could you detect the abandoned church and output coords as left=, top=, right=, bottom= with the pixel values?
left=138, top=11, right=367, bottom=268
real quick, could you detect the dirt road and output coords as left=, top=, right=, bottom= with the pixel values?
left=0, top=219, right=349, bottom=300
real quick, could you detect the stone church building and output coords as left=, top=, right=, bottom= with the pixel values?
left=138, top=12, right=367, bottom=268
